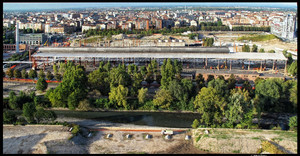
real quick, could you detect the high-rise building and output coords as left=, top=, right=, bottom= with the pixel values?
left=271, top=14, right=297, bottom=40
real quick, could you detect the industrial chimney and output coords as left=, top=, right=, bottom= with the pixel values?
left=16, top=22, right=19, bottom=53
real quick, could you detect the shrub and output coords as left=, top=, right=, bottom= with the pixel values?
left=71, top=125, right=80, bottom=135
left=78, top=99, right=92, bottom=111
left=192, top=119, right=200, bottom=129
left=3, top=111, right=17, bottom=124
left=288, top=116, right=297, bottom=131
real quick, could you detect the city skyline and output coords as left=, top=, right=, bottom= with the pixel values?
left=3, top=2, right=297, bottom=11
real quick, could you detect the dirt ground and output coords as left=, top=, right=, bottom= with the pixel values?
left=192, top=128, right=297, bottom=154
left=3, top=124, right=207, bottom=154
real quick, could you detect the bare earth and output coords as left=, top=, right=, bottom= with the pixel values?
left=3, top=124, right=207, bottom=154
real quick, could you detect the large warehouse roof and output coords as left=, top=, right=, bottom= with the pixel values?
left=33, top=51, right=287, bottom=60
left=38, top=47, right=230, bottom=53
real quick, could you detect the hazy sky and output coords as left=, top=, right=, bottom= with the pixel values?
left=3, top=2, right=297, bottom=11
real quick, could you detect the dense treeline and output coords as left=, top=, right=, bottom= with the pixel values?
left=232, top=26, right=270, bottom=32
left=4, top=59, right=297, bottom=129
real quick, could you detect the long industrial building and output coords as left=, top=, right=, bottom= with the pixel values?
left=32, top=46, right=289, bottom=80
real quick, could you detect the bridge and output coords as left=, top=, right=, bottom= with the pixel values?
left=3, top=61, right=33, bottom=64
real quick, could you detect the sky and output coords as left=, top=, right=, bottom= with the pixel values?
left=3, top=2, right=297, bottom=11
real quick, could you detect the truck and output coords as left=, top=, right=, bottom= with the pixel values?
left=161, top=130, right=174, bottom=135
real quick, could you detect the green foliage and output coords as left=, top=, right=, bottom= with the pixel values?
left=160, top=59, right=176, bottom=89
left=8, top=91, right=18, bottom=110
left=49, top=62, right=88, bottom=108
left=13, top=69, right=21, bottom=78
left=21, top=69, right=28, bottom=79
left=46, top=70, right=54, bottom=80
left=38, top=70, right=45, bottom=79
left=237, top=34, right=276, bottom=42
left=208, top=78, right=228, bottom=97
left=71, top=125, right=80, bottom=135
left=109, top=85, right=128, bottom=109
left=288, top=61, right=297, bottom=76
left=191, top=119, right=200, bottom=129
left=53, top=64, right=58, bottom=73
left=23, top=102, right=36, bottom=123
left=288, top=116, right=297, bottom=131
left=268, top=50, right=275, bottom=53
left=227, top=74, right=236, bottom=90
left=289, top=84, right=297, bottom=112
left=54, top=73, right=62, bottom=81
left=195, top=73, right=206, bottom=90
left=194, top=87, right=226, bottom=126
left=36, top=77, right=48, bottom=92
left=259, top=48, right=265, bottom=53
left=28, top=69, right=37, bottom=79
left=188, top=33, right=198, bottom=40
left=78, top=99, right=93, bottom=111
left=207, top=75, right=215, bottom=83
left=261, top=140, right=285, bottom=154
left=153, top=88, right=173, bottom=110
left=94, top=98, right=110, bottom=109
left=3, top=111, right=17, bottom=124
left=138, top=88, right=148, bottom=104
left=252, top=44, right=258, bottom=52
left=34, top=107, right=57, bottom=123
left=88, top=69, right=110, bottom=96
left=242, top=44, right=250, bottom=52
left=6, top=68, right=14, bottom=78
left=109, top=66, right=132, bottom=88
left=203, top=38, right=214, bottom=47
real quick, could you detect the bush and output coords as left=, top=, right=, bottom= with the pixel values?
left=94, top=98, right=109, bottom=109
left=78, top=99, right=92, bottom=111
left=288, top=116, right=297, bottom=131
left=3, top=111, right=17, bottom=124
left=71, top=125, right=80, bottom=135
left=191, top=119, right=200, bottom=129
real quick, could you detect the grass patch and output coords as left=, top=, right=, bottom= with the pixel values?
left=215, top=134, right=230, bottom=140
left=271, top=137, right=283, bottom=142
left=196, top=135, right=201, bottom=142
left=271, top=131, right=297, bottom=142
left=261, top=140, right=286, bottom=154
left=251, top=137, right=261, bottom=140
left=237, top=34, right=279, bottom=42
left=232, top=150, right=240, bottom=153
left=249, top=129, right=263, bottom=133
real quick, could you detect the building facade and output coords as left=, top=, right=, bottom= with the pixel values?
left=19, top=33, right=47, bottom=45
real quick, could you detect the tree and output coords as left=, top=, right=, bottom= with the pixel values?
left=23, top=102, right=36, bottom=123
left=55, top=73, right=62, bottom=81
left=38, top=69, right=45, bottom=79
left=259, top=48, right=265, bottom=53
left=168, top=79, right=188, bottom=106
left=46, top=70, right=54, bottom=80
left=13, top=69, right=21, bottom=78
left=268, top=50, right=275, bottom=53
left=28, top=69, right=37, bottom=79
left=208, top=78, right=228, bottom=97
left=252, top=44, right=258, bottom=52
left=8, top=91, right=18, bottom=110
left=153, top=88, right=173, bottom=110
left=225, top=89, right=253, bottom=128
left=34, top=107, right=48, bottom=123
left=255, top=78, right=282, bottom=112
left=36, top=77, right=48, bottom=92
left=21, top=69, right=28, bottom=79
left=109, top=67, right=131, bottom=88
left=140, top=66, right=147, bottom=77
left=196, top=74, right=206, bottom=90
left=103, top=61, right=111, bottom=72
left=288, top=116, right=297, bottom=131
left=6, top=68, right=14, bottom=79
left=194, top=87, right=226, bottom=126
left=161, top=59, right=175, bottom=89
left=132, top=73, right=143, bottom=96
left=191, top=119, right=200, bottom=129
left=53, top=64, right=58, bottom=73
left=109, top=85, right=128, bottom=109
left=288, top=61, right=297, bottom=76
left=78, top=99, right=92, bottom=111
left=3, top=111, right=17, bottom=124
left=207, top=75, right=215, bottom=83
left=138, top=88, right=148, bottom=104
left=227, top=74, right=236, bottom=90
left=242, top=44, right=250, bottom=52
left=289, top=84, right=297, bottom=112
left=88, top=70, right=110, bottom=96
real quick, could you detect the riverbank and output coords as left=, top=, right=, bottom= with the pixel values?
left=3, top=124, right=208, bottom=154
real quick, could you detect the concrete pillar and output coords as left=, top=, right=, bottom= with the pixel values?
left=93, top=57, right=95, bottom=67
left=205, top=58, right=208, bottom=68
left=217, top=59, right=219, bottom=71
left=248, top=60, right=251, bottom=70
left=272, top=60, right=275, bottom=70
left=122, top=57, right=124, bottom=65
left=225, top=59, right=227, bottom=69
left=264, top=60, right=266, bottom=69
left=230, top=60, right=232, bottom=71
left=275, top=60, right=277, bottom=70
left=194, top=58, right=196, bottom=69
left=79, top=57, right=81, bottom=66
left=260, top=60, right=262, bottom=71
left=242, top=61, right=244, bottom=70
